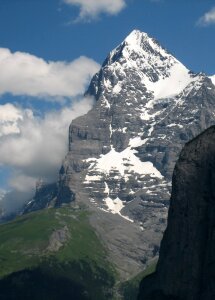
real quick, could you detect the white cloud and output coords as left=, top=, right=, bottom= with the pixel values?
left=0, top=104, right=30, bottom=137
left=0, top=189, right=34, bottom=217
left=9, top=173, right=36, bottom=193
left=0, top=46, right=99, bottom=216
left=0, top=98, right=94, bottom=194
left=197, top=7, right=215, bottom=26
left=64, top=0, right=126, bottom=21
left=0, top=48, right=99, bottom=99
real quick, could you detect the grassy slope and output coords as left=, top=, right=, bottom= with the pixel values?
left=0, top=206, right=117, bottom=299
left=0, top=205, right=158, bottom=299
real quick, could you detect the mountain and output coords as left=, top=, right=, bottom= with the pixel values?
left=23, top=29, right=215, bottom=277
left=138, top=126, right=215, bottom=300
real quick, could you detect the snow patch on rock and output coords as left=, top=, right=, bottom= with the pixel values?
left=104, top=197, right=134, bottom=222
left=85, top=146, right=163, bottom=181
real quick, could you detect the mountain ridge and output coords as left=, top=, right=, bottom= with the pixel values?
left=88, top=29, right=195, bottom=104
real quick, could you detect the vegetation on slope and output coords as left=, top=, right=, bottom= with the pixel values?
left=0, top=205, right=117, bottom=299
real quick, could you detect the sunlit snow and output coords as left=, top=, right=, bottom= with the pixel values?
left=104, top=197, right=134, bottom=222
left=108, top=29, right=195, bottom=102
left=144, top=63, right=193, bottom=100
left=210, top=75, right=215, bottom=86
left=129, top=136, right=148, bottom=148
left=86, top=146, right=162, bottom=182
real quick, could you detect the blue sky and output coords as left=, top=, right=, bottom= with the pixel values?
left=0, top=0, right=214, bottom=212
left=0, top=0, right=214, bottom=73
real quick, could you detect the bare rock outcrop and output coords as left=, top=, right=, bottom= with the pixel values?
left=138, top=126, right=215, bottom=300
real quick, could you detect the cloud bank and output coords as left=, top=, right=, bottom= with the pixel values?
left=0, top=98, right=94, bottom=191
left=63, top=0, right=126, bottom=21
left=0, top=48, right=99, bottom=99
left=0, top=45, right=100, bottom=216
left=197, top=7, right=215, bottom=26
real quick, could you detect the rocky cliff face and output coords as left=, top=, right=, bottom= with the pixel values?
left=24, top=30, right=215, bottom=278
left=138, top=125, right=215, bottom=300
left=24, top=181, right=58, bottom=214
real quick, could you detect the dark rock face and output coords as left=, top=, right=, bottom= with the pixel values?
left=23, top=180, right=75, bottom=213
left=24, top=181, right=58, bottom=214
left=138, top=126, right=215, bottom=300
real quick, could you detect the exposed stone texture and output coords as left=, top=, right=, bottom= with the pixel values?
left=138, top=126, right=215, bottom=300
left=24, top=182, right=58, bottom=214
left=47, top=226, right=70, bottom=252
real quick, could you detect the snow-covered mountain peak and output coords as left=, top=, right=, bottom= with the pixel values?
left=123, top=29, right=169, bottom=58
left=107, top=29, right=173, bottom=68
left=91, top=30, right=195, bottom=102
left=124, top=29, right=150, bottom=46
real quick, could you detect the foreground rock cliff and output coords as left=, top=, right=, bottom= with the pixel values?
left=138, top=126, right=215, bottom=300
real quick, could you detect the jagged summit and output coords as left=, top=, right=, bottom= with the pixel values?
left=106, top=29, right=170, bottom=65
left=123, top=29, right=170, bottom=61
left=90, top=29, right=194, bottom=103
left=124, top=29, right=149, bottom=43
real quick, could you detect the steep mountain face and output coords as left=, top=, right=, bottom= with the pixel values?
left=24, top=30, right=215, bottom=277
left=58, top=30, right=215, bottom=219
left=138, top=126, right=215, bottom=300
